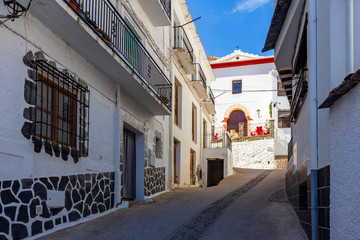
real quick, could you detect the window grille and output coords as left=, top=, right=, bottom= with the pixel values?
left=33, top=60, right=90, bottom=157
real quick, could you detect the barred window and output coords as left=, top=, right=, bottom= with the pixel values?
left=34, top=60, right=89, bottom=156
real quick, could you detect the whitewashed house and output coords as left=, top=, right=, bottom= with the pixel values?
left=209, top=50, right=290, bottom=169
left=264, top=0, right=360, bottom=239
left=171, top=0, right=218, bottom=188
left=0, top=0, right=172, bottom=238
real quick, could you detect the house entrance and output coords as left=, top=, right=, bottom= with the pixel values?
left=207, top=159, right=224, bottom=187
left=227, top=110, right=247, bottom=136
left=123, top=128, right=136, bottom=199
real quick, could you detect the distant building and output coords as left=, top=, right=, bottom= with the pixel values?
left=209, top=50, right=291, bottom=169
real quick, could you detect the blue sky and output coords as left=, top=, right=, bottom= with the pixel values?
left=187, top=0, right=275, bottom=58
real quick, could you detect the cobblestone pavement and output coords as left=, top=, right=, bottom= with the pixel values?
left=165, top=171, right=272, bottom=240
left=37, top=169, right=307, bottom=240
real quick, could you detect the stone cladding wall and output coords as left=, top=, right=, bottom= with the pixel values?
left=144, top=167, right=165, bottom=197
left=0, top=172, right=114, bottom=239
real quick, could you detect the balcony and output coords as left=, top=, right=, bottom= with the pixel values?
left=30, top=0, right=171, bottom=115
left=290, top=69, right=308, bottom=121
left=191, top=63, right=208, bottom=98
left=138, top=0, right=171, bottom=26
left=173, top=26, right=195, bottom=74
left=203, top=87, right=216, bottom=115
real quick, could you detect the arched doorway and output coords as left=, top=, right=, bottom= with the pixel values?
left=227, top=110, right=248, bottom=136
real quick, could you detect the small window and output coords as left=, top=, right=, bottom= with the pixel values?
left=232, top=80, right=242, bottom=94
left=278, top=110, right=291, bottom=128
left=155, top=137, right=162, bottom=158
left=277, top=77, right=286, bottom=96
left=33, top=60, right=89, bottom=156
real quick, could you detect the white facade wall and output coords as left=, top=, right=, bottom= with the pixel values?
left=327, top=1, right=360, bottom=238
left=0, top=1, right=172, bottom=238
left=171, top=0, right=214, bottom=187
left=330, top=84, right=360, bottom=239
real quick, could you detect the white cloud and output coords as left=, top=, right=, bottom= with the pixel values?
left=232, top=0, right=271, bottom=13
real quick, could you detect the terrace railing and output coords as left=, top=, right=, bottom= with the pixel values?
left=160, top=0, right=171, bottom=20
left=204, top=132, right=232, bottom=151
left=174, top=26, right=194, bottom=63
left=65, top=0, right=172, bottom=110
left=207, top=87, right=215, bottom=106
left=192, top=63, right=207, bottom=88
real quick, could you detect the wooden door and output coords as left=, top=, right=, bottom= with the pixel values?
left=123, top=128, right=136, bottom=199
left=227, top=110, right=247, bottom=136
left=207, top=159, right=224, bottom=187
left=174, top=140, right=178, bottom=184
left=190, top=151, right=195, bottom=185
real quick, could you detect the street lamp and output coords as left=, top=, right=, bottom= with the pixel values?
left=1, top=0, right=32, bottom=20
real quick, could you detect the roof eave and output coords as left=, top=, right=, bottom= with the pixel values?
left=262, top=0, right=292, bottom=53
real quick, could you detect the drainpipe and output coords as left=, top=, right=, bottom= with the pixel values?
left=168, top=4, right=174, bottom=192
left=114, top=84, right=122, bottom=206
left=309, top=0, right=319, bottom=239
left=346, top=0, right=354, bottom=74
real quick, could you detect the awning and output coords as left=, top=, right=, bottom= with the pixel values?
left=262, top=0, right=292, bottom=52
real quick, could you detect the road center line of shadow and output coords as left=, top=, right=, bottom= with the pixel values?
left=165, top=170, right=273, bottom=240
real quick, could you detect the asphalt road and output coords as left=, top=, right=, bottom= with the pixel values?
left=36, top=169, right=308, bottom=240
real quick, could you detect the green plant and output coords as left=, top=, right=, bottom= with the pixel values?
left=269, top=103, right=273, bottom=118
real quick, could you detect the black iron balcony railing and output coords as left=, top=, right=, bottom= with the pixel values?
left=288, top=137, right=293, bottom=161
left=290, top=69, right=308, bottom=121
left=65, top=0, right=172, bottom=110
left=192, top=63, right=207, bottom=88
left=174, top=26, right=194, bottom=63
left=160, top=0, right=171, bottom=20
left=207, top=87, right=215, bottom=106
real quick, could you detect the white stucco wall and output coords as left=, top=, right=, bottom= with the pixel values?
left=232, top=139, right=276, bottom=169
left=171, top=0, right=214, bottom=188
left=329, top=84, right=360, bottom=239
left=0, top=4, right=170, bottom=185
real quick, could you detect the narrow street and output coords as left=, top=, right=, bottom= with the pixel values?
left=37, top=169, right=307, bottom=240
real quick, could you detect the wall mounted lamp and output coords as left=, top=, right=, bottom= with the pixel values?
left=256, top=109, right=261, bottom=118
left=1, top=0, right=32, bottom=20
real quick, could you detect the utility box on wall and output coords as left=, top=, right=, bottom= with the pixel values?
left=47, top=191, right=65, bottom=208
